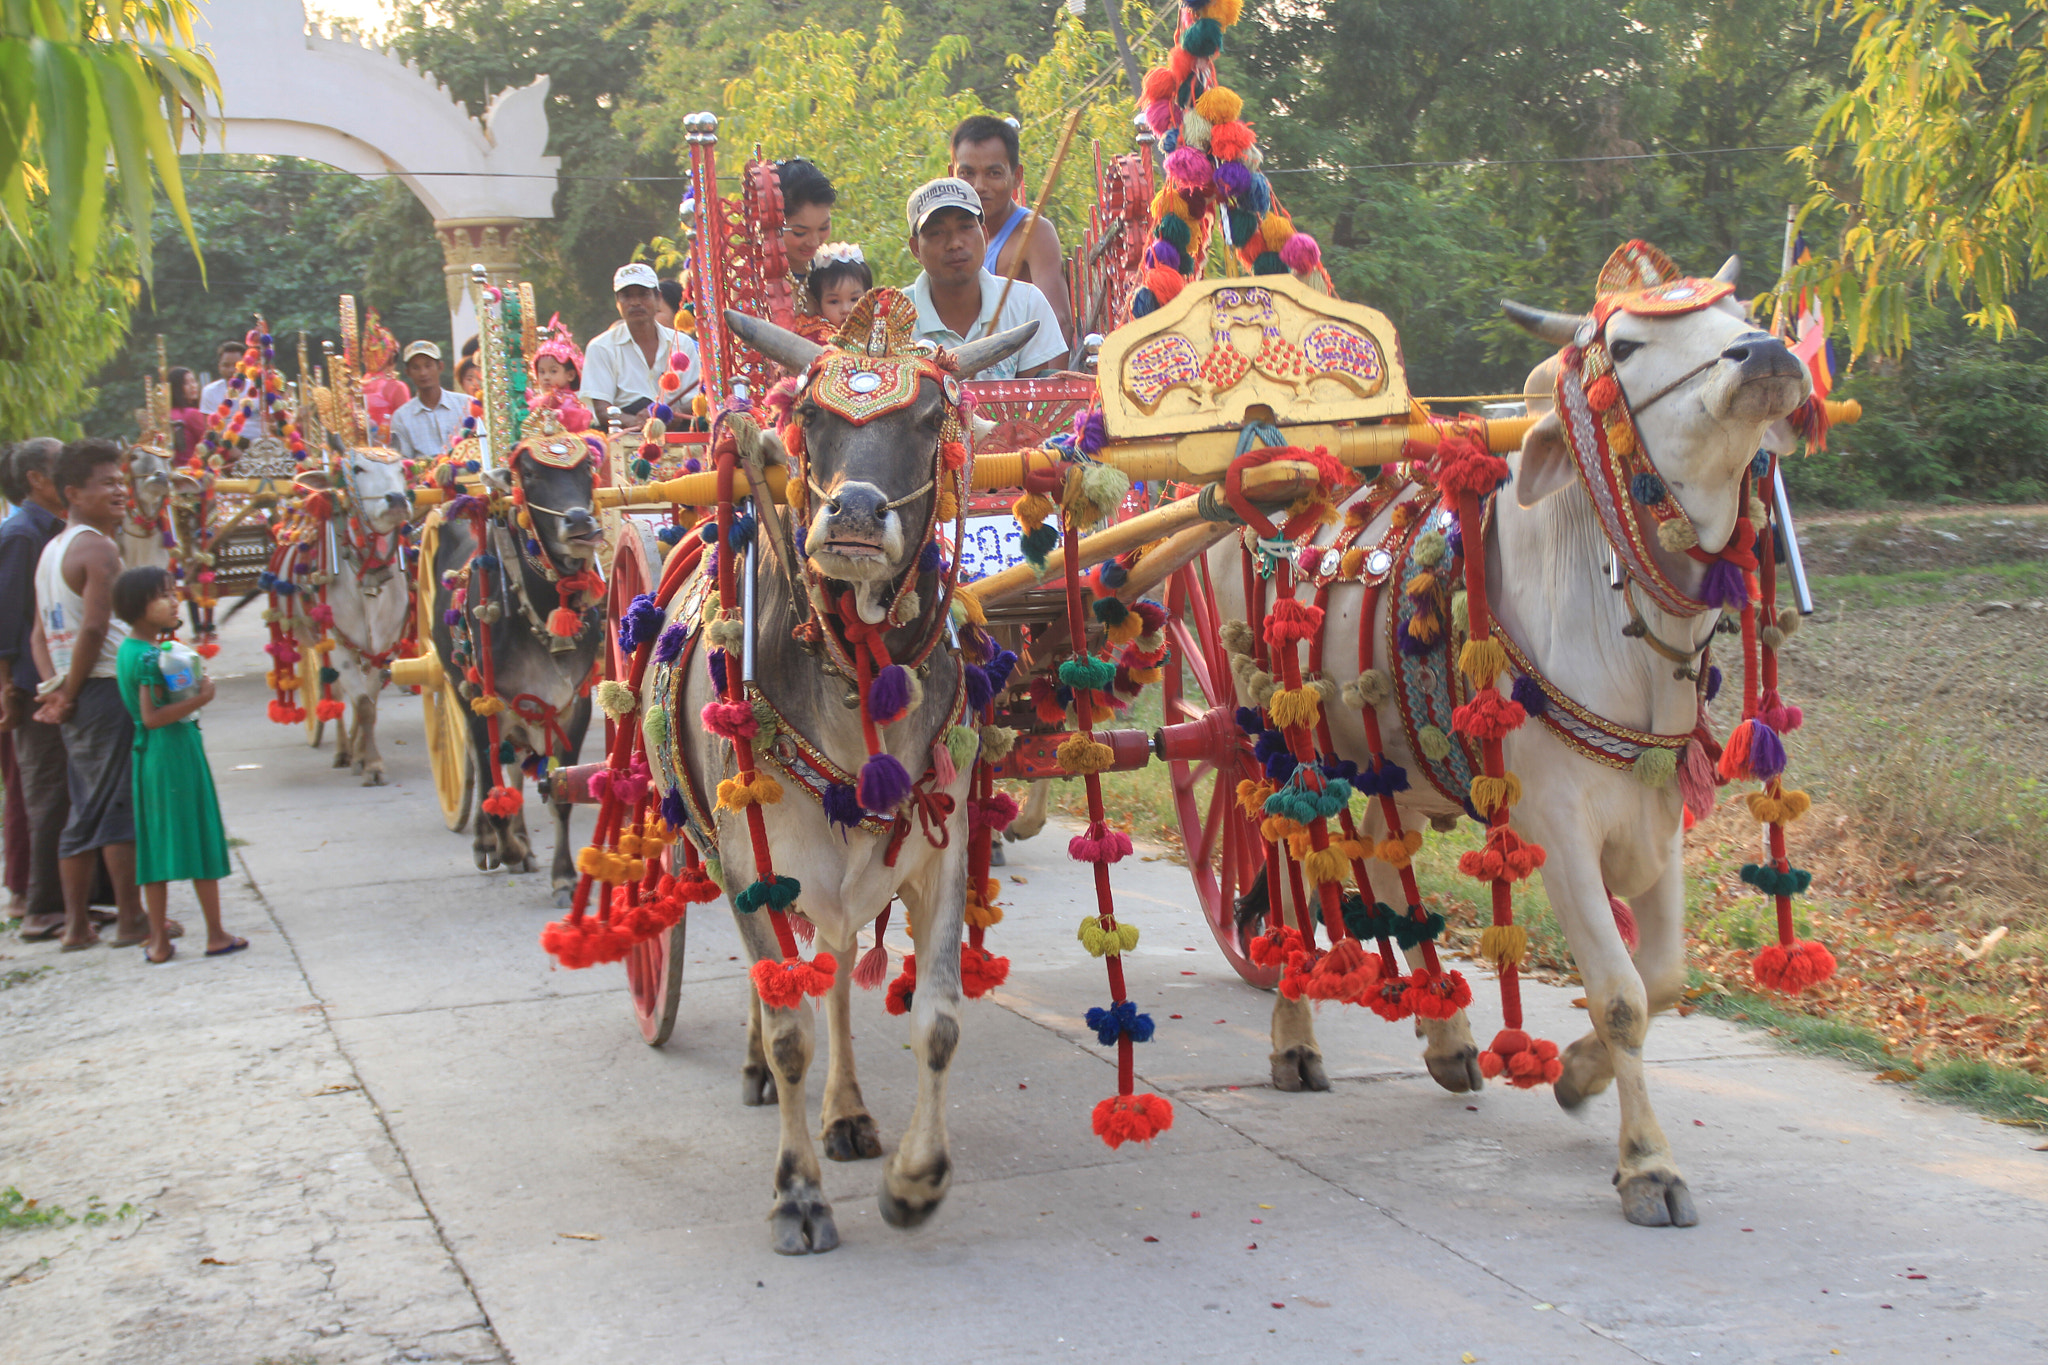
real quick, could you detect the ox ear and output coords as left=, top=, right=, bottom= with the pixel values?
left=295, top=469, right=333, bottom=491
left=951, top=321, right=1040, bottom=379
left=480, top=465, right=515, bottom=495
left=1514, top=410, right=1578, bottom=509
left=169, top=472, right=203, bottom=496
left=1501, top=300, right=1589, bottom=347
left=326, top=432, right=350, bottom=456
left=754, top=423, right=790, bottom=469
left=724, top=310, right=824, bottom=374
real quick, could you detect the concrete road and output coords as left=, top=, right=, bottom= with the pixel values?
left=4, top=615, right=2046, bottom=1365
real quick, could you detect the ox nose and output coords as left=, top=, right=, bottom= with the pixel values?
left=384, top=492, right=409, bottom=511
left=561, top=507, right=601, bottom=541
left=825, top=484, right=887, bottom=527
left=1720, top=332, right=1801, bottom=376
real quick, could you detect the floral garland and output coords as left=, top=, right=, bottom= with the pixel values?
left=193, top=322, right=308, bottom=470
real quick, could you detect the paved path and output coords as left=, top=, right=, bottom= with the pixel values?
left=5, top=616, right=2047, bottom=1364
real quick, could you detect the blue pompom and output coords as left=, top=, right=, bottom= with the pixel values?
left=1235, top=706, right=1263, bottom=735
left=919, top=540, right=942, bottom=573
left=656, top=525, right=685, bottom=546
left=1629, top=472, right=1667, bottom=506
left=1099, top=560, right=1128, bottom=589
left=1264, top=750, right=1298, bottom=781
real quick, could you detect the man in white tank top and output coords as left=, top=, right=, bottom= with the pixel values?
left=32, top=440, right=144, bottom=950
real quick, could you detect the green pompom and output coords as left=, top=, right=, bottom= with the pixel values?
left=1451, top=591, right=1470, bottom=637
left=1418, top=725, right=1451, bottom=761
left=1252, top=251, right=1287, bottom=276
left=1412, top=530, right=1448, bottom=568
left=1155, top=214, right=1193, bottom=251
left=642, top=704, right=670, bottom=757
left=319, top=666, right=340, bottom=685
left=1633, top=747, right=1677, bottom=789
left=1058, top=655, right=1117, bottom=692
left=945, top=723, right=979, bottom=772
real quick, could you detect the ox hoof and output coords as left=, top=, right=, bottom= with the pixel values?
left=1555, top=1034, right=1613, bottom=1112
left=1270, top=1046, right=1330, bottom=1093
left=332, top=750, right=351, bottom=770
left=473, top=848, right=500, bottom=871
left=822, top=1114, right=884, bottom=1162
left=1425, top=1044, right=1485, bottom=1094
left=741, top=1063, right=778, bottom=1107
left=552, top=887, right=572, bottom=910
left=988, top=842, right=1006, bottom=867
left=1615, top=1169, right=1699, bottom=1228
left=768, top=1195, right=839, bottom=1255
left=878, top=1176, right=946, bottom=1231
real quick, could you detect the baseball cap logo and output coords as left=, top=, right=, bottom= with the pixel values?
left=906, top=177, right=983, bottom=232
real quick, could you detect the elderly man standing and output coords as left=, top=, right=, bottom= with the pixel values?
left=1, top=439, right=70, bottom=940
left=903, top=178, right=1067, bottom=381
left=387, top=341, right=468, bottom=463
left=33, top=440, right=146, bottom=951
left=582, top=263, right=700, bottom=430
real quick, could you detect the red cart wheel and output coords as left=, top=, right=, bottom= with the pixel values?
left=1161, top=556, right=1281, bottom=989
left=608, top=523, right=689, bottom=1045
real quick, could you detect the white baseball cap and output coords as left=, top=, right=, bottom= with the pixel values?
left=906, top=178, right=983, bottom=234
left=613, top=263, right=660, bottom=292
left=401, top=340, right=442, bottom=362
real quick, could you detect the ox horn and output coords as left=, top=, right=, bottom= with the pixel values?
left=1499, top=300, right=1590, bottom=346
left=1713, top=253, right=1740, bottom=285
left=724, top=310, right=825, bottom=375
left=950, top=321, right=1043, bottom=380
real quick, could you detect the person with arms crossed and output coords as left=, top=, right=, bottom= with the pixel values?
left=32, top=440, right=148, bottom=951
left=0, top=439, right=70, bottom=941
left=903, top=178, right=1067, bottom=381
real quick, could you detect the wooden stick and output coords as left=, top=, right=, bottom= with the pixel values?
left=988, top=109, right=1086, bottom=333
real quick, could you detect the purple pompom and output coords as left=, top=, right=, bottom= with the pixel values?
left=442, top=608, right=462, bottom=626
left=823, top=781, right=862, bottom=832
left=623, top=592, right=666, bottom=652
left=660, top=788, right=687, bottom=830
left=919, top=540, right=942, bottom=573
left=1212, top=160, right=1254, bottom=201
left=985, top=647, right=1018, bottom=691
left=1698, top=558, right=1748, bottom=610
left=707, top=649, right=727, bottom=694
left=964, top=662, right=993, bottom=712
left=867, top=664, right=911, bottom=724
left=1321, top=758, right=1359, bottom=782
left=1443, top=515, right=1463, bottom=559
left=858, top=752, right=913, bottom=814
left=1075, top=408, right=1108, bottom=456
left=1510, top=674, right=1548, bottom=717
left=1147, top=241, right=1184, bottom=273
left=1746, top=720, right=1786, bottom=779
left=1264, top=751, right=1298, bottom=782
left=1705, top=665, right=1723, bottom=701
left=654, top=620, right=689, bottom=664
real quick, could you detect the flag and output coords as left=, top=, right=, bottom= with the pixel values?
left=1787, top=236, right=1832, bottom=401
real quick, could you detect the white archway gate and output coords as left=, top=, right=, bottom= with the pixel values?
left=190, top=0, right=560, bottom=348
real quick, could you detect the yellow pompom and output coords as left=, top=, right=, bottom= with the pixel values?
left=1208, top=0, right=1243, bottom=24
left=1260, top=212, right=1294, bottom=250
left=1303, top=846, right=1347, bottom=885
left=1477, top=924, right=1528, bottom=970
left=1605, top=416, right=1637, bottom=456
left=1151, top=187, right=1192, bottom=223
left=1469, top=772, right=1523, bottom=815
left=1057, top=734, right=1114, bottom=775
left=1237, top=778, right=1274, bottom=818
left=1194, top=87, right=1244, bottom=126
left=1458, top=637, right=1508, bottom=691
left=1657, top=517, right=1699, bottom=552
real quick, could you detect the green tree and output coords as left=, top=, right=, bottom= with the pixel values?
left=1, top=0, right=219, bottom=284
left=83, top=157, right=448, bottom=436
left=386, top=0, right=681, bottom=344
left=1792, top=0, right=2048, bottom=353
left=0, top=199, right=137, bottom=441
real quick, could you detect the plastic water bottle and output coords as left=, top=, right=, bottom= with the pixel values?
left=158, top=638, right=205, bottom=704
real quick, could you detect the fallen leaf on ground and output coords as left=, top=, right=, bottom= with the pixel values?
left=558, top=1232, right=603, bottom=1241
left=1873, top=1068, right=1918, bottom=1083
left=1959, top=925, right=2008, bottom=961
left=1570, top=997, right=1588, bottom=1009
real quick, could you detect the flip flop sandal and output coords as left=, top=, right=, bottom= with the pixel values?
left=59, top=939, right=102, bottom=952
left=18, top=924, right=61, bottom=942
left=205, top=938, right=250, bottom=957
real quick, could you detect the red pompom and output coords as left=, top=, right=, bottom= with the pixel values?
left=1405, top=968, right=1473, bottom=1020
left=193, top=642, right=220, bottom=659
left=1452, top=687, right=1527, bottom=741
left=1428, top=430, right=1510, bottom=498
left=1302, top=937, right=1382, bottom=1005
left=482, top=785, right=522, bottom=818
left=547, top=607, right=583, bottom=638
left=1208, top=120, right=1255, bottom=162
left=315, top=698, right=346, bottom=721
left=1586, top=374, right=1621, bottom=413
left=670, top=868, right=721, bottom=904
left=1751, top=940, right=1836, bottom=993
left=1366, top=971, right=1415, bottom=1022
left=700, top=699, right=758, bottom=739
left=1141, top=65, right=1178, bottom=102
left=1264, top=596, right=1325, bottom=650
left=751, top=953, right=838, bottom=1010
left=1458, top=826, right=1547, bottom=882
left=1168, top=46, right=1197, bottom=79
left=885, top=954, right=917, bottom=1015
left=1144, top=265, right=1186, bottom=305
left=1092, top=1092, right=1174, bottom=1149
left=1247, top=925, right=1304, bottom=968
left=1477, top=1028, right=1562, bottom=1088
left=960, top=943, right=1010, bottom=999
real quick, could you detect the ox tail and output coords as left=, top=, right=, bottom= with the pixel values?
left=216, top=589, right=265, bottom=627
left=853, top=904, right=892, bottom=989
left=1605, top=889, right=1640, bottom=953
left=1232, top=866, right=1270, bottom=948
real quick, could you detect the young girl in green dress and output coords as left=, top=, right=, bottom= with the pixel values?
left=113, top=567, right=242, bottom=964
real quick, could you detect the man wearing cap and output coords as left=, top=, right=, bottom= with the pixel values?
left=582, top=263, right=701, bottom=430
left=904, top=178, right=1067, bottom=381
left=388, top=342, right=468, bottom=462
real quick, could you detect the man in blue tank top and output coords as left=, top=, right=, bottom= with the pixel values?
left=949, top=115, right=1075, bottom=351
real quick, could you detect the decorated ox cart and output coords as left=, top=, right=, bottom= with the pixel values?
left=388, top=0, right=1861, bottom=1247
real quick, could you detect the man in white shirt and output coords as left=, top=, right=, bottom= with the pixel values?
left=902, top=179, right=1067, bottom=381
left=582, top=263, right=701, bottom=429
left=198, top=338, right=266, bottom=439
left=387, top=342, right=468, bottom=462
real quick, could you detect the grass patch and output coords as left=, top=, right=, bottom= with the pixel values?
left=0, top=1187, right=136, bottom=1233
left=1691, top=980, right=2048, bottom=1125
left=1808, top=561, right=2048, bottom=610
left=1, top=965, right=51, bottom=991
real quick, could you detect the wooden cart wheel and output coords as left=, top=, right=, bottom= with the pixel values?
left=1162, top=557, right=1281, bottom=989
left=608, top=522, right=687, bottom=1045
left=416, top=513, right=473, bottom=832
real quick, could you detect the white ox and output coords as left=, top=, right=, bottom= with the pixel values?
left=300, top=441, right=415, bottom=784
left=118, top=444, right=197, bottom=573
left=1213, top=256, right=1809, bottom=1227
